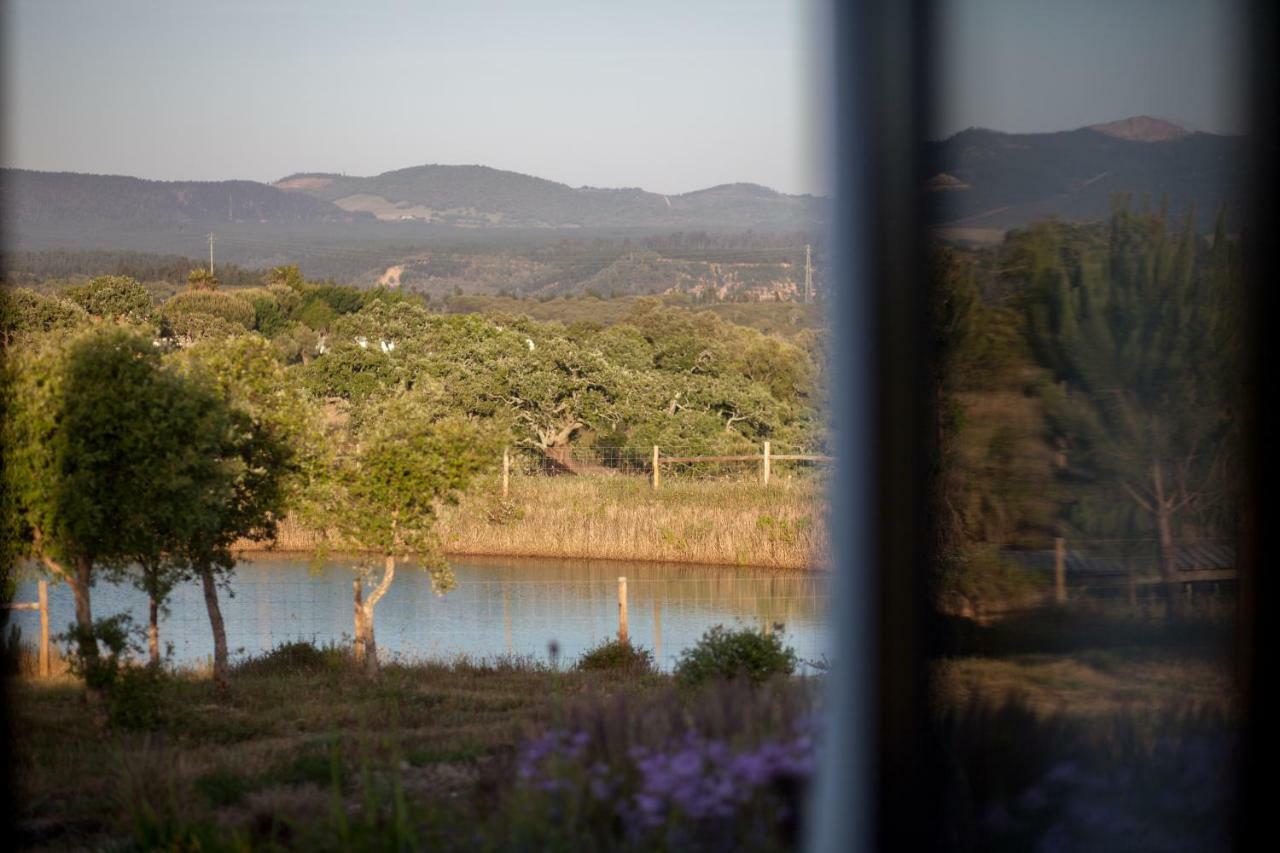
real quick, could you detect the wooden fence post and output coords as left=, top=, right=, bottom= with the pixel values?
left=502, top=446, right=510, bottom=499
left=617, top=576, right=629, bottom=643
left=762, top=441, right=771, bottom=486
left=651, top=446, right=660, bottom=490
left=1054, top=537, right=1067, bottom=604
left=38, top=580, right=49, bottom=678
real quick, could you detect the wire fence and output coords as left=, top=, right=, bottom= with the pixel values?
left=6, top=560, right=832, bottom=675
left=510, top=443, right=834, bottom=482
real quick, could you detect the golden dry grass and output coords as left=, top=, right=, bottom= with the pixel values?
left=438, top=472, right=826, bottom=569
left=244, top=472, right=828, bottom=570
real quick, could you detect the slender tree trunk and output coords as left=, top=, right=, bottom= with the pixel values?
left=72, top=555, right=97, bottom=665
left=354, top=555, right=396, bottom=678
left=198, top=565, right=229, bottom=684
left=148, top=595, right=160, bottom=667
left=353, top=579, right=368, bottom=667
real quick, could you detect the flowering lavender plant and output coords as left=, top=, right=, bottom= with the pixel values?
left=514, top=712, right=817, bottom=849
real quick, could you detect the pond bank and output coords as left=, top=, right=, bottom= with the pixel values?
left=240, top=475, right=827, bottom=571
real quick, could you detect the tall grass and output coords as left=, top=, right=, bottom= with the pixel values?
left=248, top=472, right=828, bottom=570
left=444, top=472, right=826, bottom=569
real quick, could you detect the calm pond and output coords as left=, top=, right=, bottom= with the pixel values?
left=10, top=555, right=829, bottom=672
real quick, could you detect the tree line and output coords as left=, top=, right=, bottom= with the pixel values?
left=1, top=263, right=823, bottom=685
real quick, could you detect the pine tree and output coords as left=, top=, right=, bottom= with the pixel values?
left=1026, top=203, right=1237, bottom=612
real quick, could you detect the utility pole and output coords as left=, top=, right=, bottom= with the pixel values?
left=208, top=232, right=215, bottom=276
left=228, top=191, right=233, bottom=222
left=804, top=243, right=813, bottom=304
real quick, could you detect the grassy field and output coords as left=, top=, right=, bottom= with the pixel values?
left=4, top=604, right=1239, bottom=850
left=5, top=647, right=816, bottom=851
left=259, top=473, right=828, bottom=570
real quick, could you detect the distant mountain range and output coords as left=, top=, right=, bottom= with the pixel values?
left=0, top=164, right=826, bottom=238
left=274, top=166, right=825, bottom=230
left=0, top=116, right=1249, bottom=264
left=926, top=116, right=1246, bottom=233
left=0, top=169, right=368, bottom=228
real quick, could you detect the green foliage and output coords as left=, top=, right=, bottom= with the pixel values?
left=315, top=388, right=501, bottom=572
left=166, top=335, right=315, bottom=597
left=674, top=624, right=797, bottom=686
left=0, top=287, right=89, bottom=342
left=3, top=327, right=225, bottom=572
left=575, top=639, right=656, bottom=674
left=185, top=268, right=219, bottom=291
left=161, top=289, right=255, bottom=328
left=1024, top=205, right=1238, bottom=544
left=232, top=640, right=351, bottom=676
left=109, top=665, right=169, bottom=730
left=62, top=613, right=140, bottom=691
left=64, top=275, right=154, bottom=323
left=162, top=310, right=245, bottom=342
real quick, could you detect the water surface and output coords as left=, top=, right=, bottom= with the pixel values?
left=10, top=555, right=828, bottom=672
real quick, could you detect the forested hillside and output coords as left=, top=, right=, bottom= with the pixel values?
left=276, top=164, right=825, bottom=230
left=926, top=120, right=1246, bottom=233
left=0, top=169, right=369, bottom=226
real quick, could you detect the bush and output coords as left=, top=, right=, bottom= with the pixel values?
left=163, top=310, right=245, bottom=342
left=232, top=640, right=350, bottom=676
left=576, top=639, right=656, bottom=674
left=62, top=613, right=142, bottom=692
left=674, top=625, right=797, bottom=686
left=0, top=287, right=89, bottom=338
left=161, top=290, right=256, bottom=328
left=65, top=275, right=154, bottom=323
left=109, top=665, right=168, bottom=730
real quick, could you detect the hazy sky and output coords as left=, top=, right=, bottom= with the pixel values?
left=935, top=0, right=1246, bottom=138
left=2, top=0, right=818, bottom=195
left=2, top=1, right=1247, bottom=193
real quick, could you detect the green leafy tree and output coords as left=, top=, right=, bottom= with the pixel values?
left=308, top=388, right=498, bottom=676
left=169, top=336, right=316, bottom=682
left=1, top=328, right=230, bottom=676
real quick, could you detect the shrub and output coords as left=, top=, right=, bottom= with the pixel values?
left=674, top=625, right=797, bottom=686
left=232, top=640, right=350, bottom=676
left=0, top=287, right=89, bottom=338
left=576, top=639, right=656, bottom=674
left=109, top=665, right=168, bottom=731
left=62, top=613, right=142, bottom=692
left=163, top=310, right=245, bottom=342
left=161, top=290, right=256, bottom=328
left=65, top=275, right=154, bottom=323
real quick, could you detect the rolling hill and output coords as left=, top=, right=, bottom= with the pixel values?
left=274, top=164, right=826, bottom=230
left=0, top=169, right=370, bottom=228
left=926, top=117, right=1247, bottom=233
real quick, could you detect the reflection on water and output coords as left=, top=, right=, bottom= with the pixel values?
left=9, top=555, right=828, bottom=672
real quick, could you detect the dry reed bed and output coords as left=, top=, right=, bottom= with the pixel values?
left=241, top=473, right=828, bottom=570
